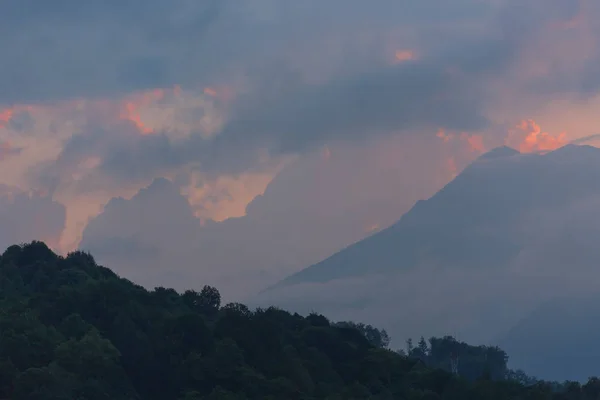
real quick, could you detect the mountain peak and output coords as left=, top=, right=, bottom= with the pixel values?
left=477, top=146, right=519, bottom=161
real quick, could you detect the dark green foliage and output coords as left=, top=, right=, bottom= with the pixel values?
left=0, top=241, right=597, bottom=399
left=334, top=321, right=391, bottom=349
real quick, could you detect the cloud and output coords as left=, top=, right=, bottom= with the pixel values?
left=22, top=0, right=598, bottom=196
left=0, top=186, right=66, bottom=251
left=0, top=0, right=224, bottom=103
left=0, top=0, right=507, bottom=103
left=0, top=142, right=22, bottom=161
left=251, top=250, right=585, bottom=349
left=0, top=0, right=600, bottom=269
left=505, top=119, right=568, bottom=153
left=30, top=7, right=514, bottom=191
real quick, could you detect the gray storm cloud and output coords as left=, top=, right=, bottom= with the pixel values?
left=0, top=0, right=501, bottom=104
left=0, top=0, right=223, bottom=103
left=4, top=0, right=595, bottom=193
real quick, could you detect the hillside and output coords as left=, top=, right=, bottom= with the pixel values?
left=1, top=241, right=597, bottom=399
left=275, top=144, right=600, bottom=287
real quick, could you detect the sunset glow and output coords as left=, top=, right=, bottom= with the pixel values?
left=394, top=50, right=417, bottom=63
left=0, top=109, right=14, bottom=128
left=119, top=89, right=167, bottom=134
left=508, top=119, right=568, bottom=154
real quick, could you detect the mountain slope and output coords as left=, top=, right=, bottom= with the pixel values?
left=276, top=144, right=600, bottom=287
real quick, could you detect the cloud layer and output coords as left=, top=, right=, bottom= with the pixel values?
left=0, top=0, right=599, bottom=289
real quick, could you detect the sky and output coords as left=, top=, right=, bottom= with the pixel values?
left=2, top=0, right=600, bottom=301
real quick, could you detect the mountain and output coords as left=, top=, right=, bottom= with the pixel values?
left=274, top=144, right=600, bottom=288
left=0, top=240, right=575, bottom=399
left=259, top=144, right=600, bottom=381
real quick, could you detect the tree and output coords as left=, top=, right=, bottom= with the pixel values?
left=0, top=358, right=16, bottom=398
left=335, top=321, right=391, bottom=349
left=204, top=386, right=247, bottom=400
left=13, top=365, right=74, bottom=399
left=198, top=285, right=221, bottom=316
left=58, top=313, right=92, bottom=340
left=179, top=390, right=203, bottom=400
left=409, top=337, right=429, bottom=362
left=54, top=330, right=137, bottom=399
left=418, top=337, right=429, bottom=355
left=583, top=377, right=600, bottom=399
left=2, top=240, right=598, bottom=400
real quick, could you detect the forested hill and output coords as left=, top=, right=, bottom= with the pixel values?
left=1, top=242, right=599, bottom=399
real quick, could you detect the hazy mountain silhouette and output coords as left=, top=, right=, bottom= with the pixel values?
left=274, top=144, right=600, bottom=287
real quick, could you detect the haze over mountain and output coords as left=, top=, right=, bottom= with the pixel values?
left=274, top=144, right=600, bottom=287
left=498, top=293, right=600, bottom=382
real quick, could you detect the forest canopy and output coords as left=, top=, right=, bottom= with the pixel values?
left=0, top=241, right=598, bottom=399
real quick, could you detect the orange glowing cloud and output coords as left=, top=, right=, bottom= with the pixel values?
left=460, top=133, right=485, bottom=153
left=436, top=129, right=453, bottom=142
left=394, top=49, right=417, bottom=64
left=181, top=167, right=284, bottom=222
left=114, top=84, right=233, bottom=138
left=119, top=88, right=168, bottom=134
left=0, top=104, right=39, bottom=129
left=507, top=119, right=567, bottom=153
left=0, top=83, right=232, bottom=141
left=435, top=129, right=485, bottom=181
left=0, top=83, right=238, bottom=254
left=204, top=87, right=218, bottom=97
left=436, top=129, right=486, bottom=153
left=0, top=109, right=14, bottom=128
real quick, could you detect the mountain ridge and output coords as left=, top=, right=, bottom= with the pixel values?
left=272, top=144, right=600, bottom=289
